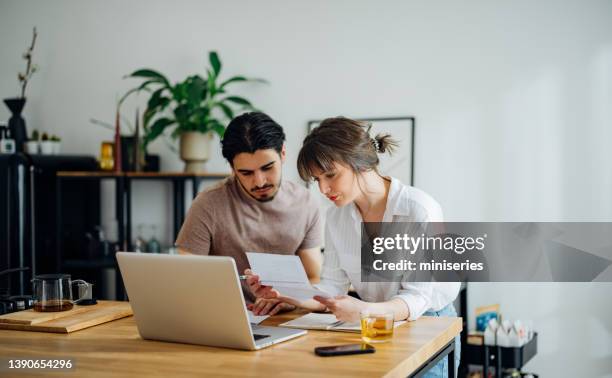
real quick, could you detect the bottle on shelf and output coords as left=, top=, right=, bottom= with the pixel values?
left=147, top=225, right=161, bottom=253
left=0, top=123, right=16, bottom=154
left=134, top=224, right=147, bottom=253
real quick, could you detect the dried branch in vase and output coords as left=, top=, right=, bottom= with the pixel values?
left=18, top=27, right=38, bottom=98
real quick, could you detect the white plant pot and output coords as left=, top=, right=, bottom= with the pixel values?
left=52, top=141, right=61, bottom=155
left=24, top=141, right=39, bottom=154
left=40, top=141, right=55, bottom=155
left=179, top=131, right=213, bottom=173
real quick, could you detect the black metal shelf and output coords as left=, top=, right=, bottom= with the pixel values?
left=463, top=332, right=538, bottom=377
left=56, top=171, right=228, bottom=300
left=61, top=258, right=117, bottom=270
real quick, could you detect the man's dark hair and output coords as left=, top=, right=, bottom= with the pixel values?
left=221, top=112, right=286, bottom=164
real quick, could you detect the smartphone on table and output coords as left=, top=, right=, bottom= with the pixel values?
left=314, top=344, right=375, bottom=357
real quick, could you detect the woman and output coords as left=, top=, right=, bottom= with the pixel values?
left=246, top=117, right=460, bottom=377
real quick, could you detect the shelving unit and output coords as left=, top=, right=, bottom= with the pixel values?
left=463, top=333, right=538, bottom=377
left=55, top=171, right=229, bottom=299
left=458, top=286, right=538, bottom=378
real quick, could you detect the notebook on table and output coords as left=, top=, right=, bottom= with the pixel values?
left=279, top=313, right=405, bottom=333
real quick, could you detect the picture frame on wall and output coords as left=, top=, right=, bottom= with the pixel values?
left=305, top=116, right=416, bottom=247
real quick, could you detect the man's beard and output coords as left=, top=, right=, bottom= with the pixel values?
left=238, top=174, right=282, bottom=203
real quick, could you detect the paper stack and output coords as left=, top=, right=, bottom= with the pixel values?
left=246, top=252, right=331, bottom=301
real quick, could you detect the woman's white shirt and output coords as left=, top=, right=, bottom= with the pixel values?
left=315, top=177, right=461, bottom=321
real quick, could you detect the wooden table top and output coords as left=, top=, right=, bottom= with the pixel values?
left=0, top=309, right=462, bottom=378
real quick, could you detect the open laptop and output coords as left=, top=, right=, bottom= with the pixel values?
left=116, top=252, right=306, bottom=350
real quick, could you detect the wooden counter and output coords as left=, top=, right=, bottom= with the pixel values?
left=0, top=309, right=461, bottom=377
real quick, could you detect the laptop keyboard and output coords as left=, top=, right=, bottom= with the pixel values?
left=251, top=325, right=270, bottom=341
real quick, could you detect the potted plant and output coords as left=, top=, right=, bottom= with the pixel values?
left=39, top=132, right=54, bottom=155
left=122, top=51, right=266, bottom=172
left=24, top=129, right=39, bottom=154
left=3, top=27, right=38, bottom=153
left=50, top=134, right=61, bottom=155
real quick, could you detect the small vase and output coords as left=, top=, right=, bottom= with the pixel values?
left=40, top=140, right=54, bottom=155
left=52, top=141, right=61, bottom=155
left=179, top=132, right=212, bottom=173
left=24, top=141, right=39, bottom=154
left=3, top=98, right=27, bottom=153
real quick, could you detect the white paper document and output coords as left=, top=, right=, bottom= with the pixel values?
left=247, top=310, right=269, bottom=325
left=246, top=252, right=331, bottom=301
left=280, top=313, right=360, bottom=332
left=280, top=313, right=406, bottom=333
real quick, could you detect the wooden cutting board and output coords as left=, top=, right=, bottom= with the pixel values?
left=0, top=300, right=133, bottom=333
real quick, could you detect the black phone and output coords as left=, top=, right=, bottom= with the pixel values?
left=314, top=343, right=375, bottom=357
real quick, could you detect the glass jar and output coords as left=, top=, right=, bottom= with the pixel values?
left=99, top=141, right=114, bottom=171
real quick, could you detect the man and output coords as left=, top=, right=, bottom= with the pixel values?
left=176, top=112, right=322, bottom=314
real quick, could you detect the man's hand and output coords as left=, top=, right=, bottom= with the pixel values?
left=313, top=295, right=369, bottom=323
left=244, top=269, right=280, bottom=299
left=244, top=269, right=316, bottom=310
left=248, top=298, right=296, bottom=316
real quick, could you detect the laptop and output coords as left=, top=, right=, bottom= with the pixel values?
left=116, top=252, right=307, bottom=350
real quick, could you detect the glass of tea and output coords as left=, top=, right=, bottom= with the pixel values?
left=31, top=274, right=90, bottom=312
left=360, top=311, right=394, bottom=343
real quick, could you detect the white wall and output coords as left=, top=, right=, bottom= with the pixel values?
left=1, top=0, right=611, bottom=376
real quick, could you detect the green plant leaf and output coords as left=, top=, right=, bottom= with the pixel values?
left=206, top=68, right=218, bottom=98
left=222, top=76, right=269, bottom=89
left=119, top=79, right=157, bottom=105
left=119, top=87, right=140, bottom=106
left=127, top=69, right=170, bottom=87
left=186, top=75, right=207, bottom=104
left=215, top=102, right=234, bottom=120
left=173, top=80, right=193, bottom=103
left=175, top=120, right=192, bottom=134
left=224, top=96, right=253, bottom=107
left=142, top=88, right=171, bottom=129
left=191, top=107, right=211, bottom=125
left=144, top=117, right=175, bottom=146
left=173, top=103, right=191, bottom=124
left=219, top=76, right=247, bottom=89
left=143, top=108, right=155, bottom=130
left=143, top=99, right=170, bottom=129
left=137, top=79, right=159, bottom=91
left=209, top=51, right=221, bottom=76
left=146, top=89, right=170, bottom=118
left=209, top=120, right=226, bottom=138
left=147, top=88, right=166, bottom=109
